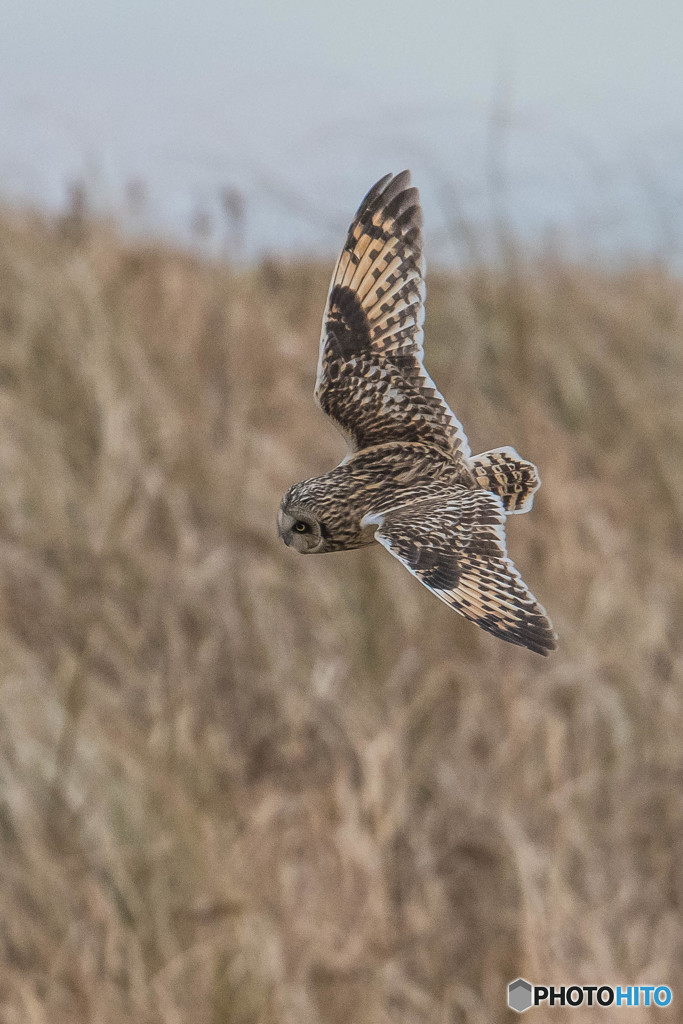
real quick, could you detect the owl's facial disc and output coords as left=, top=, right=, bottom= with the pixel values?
left=277, top=505, right=323, bottom=553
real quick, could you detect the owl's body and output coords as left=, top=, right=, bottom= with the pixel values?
left=283, top=441, right=470, bottom=550
left=279, top=171, right=557, bottom=655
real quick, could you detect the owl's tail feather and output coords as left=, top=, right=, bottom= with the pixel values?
left=471, top=447, right=540, bottom=514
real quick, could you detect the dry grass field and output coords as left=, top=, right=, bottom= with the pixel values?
left=0, top=204, right=681, bottom=1023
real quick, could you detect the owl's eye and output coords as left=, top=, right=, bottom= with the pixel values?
left=294, top=521, right=311, bottom=533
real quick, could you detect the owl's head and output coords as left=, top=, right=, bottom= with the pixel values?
left=277, top=484, right=330, bottom=554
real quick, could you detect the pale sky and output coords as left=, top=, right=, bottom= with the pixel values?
left=1, top=0, right=682, bottom=259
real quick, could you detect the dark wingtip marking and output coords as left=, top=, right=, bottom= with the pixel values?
left=383, top=170, right=412, bottom=201
left=354, top=171, right=415, bottom=224
left=355, top=173, right=394, bottom=219
left=378, top=171, right=413, bottom=212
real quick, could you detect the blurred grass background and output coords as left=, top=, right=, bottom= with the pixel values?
left=0, top=197, right=681, bottom=1024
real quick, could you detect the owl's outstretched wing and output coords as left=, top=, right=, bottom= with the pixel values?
left=315, top=171, right=470, bottom=459
left=362, top=487, right=557, bottom=655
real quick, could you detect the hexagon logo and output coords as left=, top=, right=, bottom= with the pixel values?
left=508, top=978, right=533, bottom=1013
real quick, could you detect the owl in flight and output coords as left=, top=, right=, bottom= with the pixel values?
left=278, top=171, right=556, bottom=655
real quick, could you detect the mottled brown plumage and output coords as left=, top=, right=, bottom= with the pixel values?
left=278, top=171, right=557, bottom=655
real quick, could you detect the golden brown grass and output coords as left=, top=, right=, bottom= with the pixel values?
left=0, top=206, right=681, bottom=1023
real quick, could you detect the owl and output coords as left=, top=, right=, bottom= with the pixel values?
left=278, top=171, right=556, bottom=655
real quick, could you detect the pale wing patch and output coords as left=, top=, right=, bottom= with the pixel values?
left=360, top=511, right=384, bottom=529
